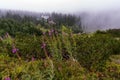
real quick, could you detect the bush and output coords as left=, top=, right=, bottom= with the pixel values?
left=106, top=29, right=120, bottom=37
left=0, top=55, right=86, bottom=80
left=15, top=34, right=43, bottom=60
left=53, top=59, right=86, bottom=80
left=74, top=34, right=119, bottom=71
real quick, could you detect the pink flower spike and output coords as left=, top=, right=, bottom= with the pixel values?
left=51, top=29, right=54, bottom=33
left=55, top=31, right=58, bottom=35
left=12, top=48, right=19, bottom=54
left=48, top=31, right=52, bottom=36
left=41, top=43, right=46, bottom=49
left=32, top=57, right=35, bottom=61
left=4, top=77, right=11, bottom=80
left=42, top=32, right=46, bottom=35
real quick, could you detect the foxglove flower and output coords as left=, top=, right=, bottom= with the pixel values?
left=12, top=48, right=19, bottom=54
left=42, top=32, right=46, bottom=35
left=32, top=57, right=35, bottom=61
left=55, top=31, right=58, bottom=35
left=48, top=31, right=52, bottom=36
left=4, top=77, right=11, bottom=80
left=51, top=29, right=54, bottom=33
left=41, top=42, right=46, bottom=49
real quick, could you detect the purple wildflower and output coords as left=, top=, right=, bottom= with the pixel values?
left=51, top=29, right=54, bottom=33
left=32, top=57, right=35, bottom=61
left=42, top=32, right=46, bottom=35
left=12, top=48, right=19, bottom=54
left=48, top=31, right=52, bottom=36
left=55, top=31, right=58, bottom=35
left=4, top=77, right=11, bottom=80
left=41, top=42, right=46, bottom=49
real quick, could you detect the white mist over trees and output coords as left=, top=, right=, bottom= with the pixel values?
left=80, top=10, right=120, bottom=32
left=1, top=9, right=120, bottom=33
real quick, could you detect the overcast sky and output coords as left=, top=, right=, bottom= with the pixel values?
left=0, top=0, right=120, bottom=13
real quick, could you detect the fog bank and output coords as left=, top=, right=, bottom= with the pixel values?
left=80, top=10, right=120, bottom=32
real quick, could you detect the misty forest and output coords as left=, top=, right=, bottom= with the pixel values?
left=0, top=9, right=120, bottom=80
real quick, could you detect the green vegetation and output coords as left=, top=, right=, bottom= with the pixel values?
left=0, top=14, right=120, bottom=79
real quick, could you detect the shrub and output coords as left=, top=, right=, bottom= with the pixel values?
left=14, top=34, right=43, bottom=60
left=74, top=34, right=118, bottom=71
left=0, top=54, right=86, bottom=80
left=53, top=59, right=86, bottom=80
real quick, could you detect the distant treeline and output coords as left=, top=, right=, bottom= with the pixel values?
left=0, top=10, right=83, bottom=36
left=96, top=29, right=120, bottom=37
